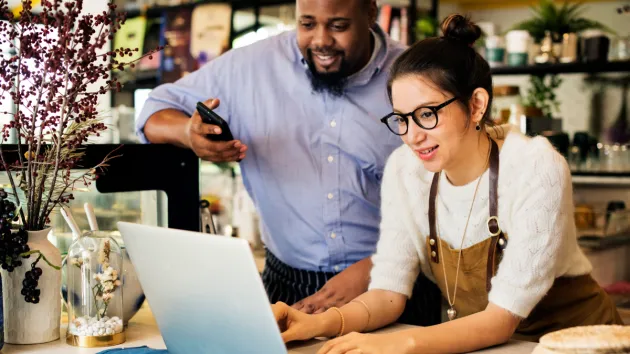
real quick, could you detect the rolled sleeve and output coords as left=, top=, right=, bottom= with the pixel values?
left=135, top=60, right=230, bottom=144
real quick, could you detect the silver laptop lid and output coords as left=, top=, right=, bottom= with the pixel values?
left=117, top=222, right=287, bottom=354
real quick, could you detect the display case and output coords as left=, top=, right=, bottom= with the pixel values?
left=0, top=144, right=201, bottom=325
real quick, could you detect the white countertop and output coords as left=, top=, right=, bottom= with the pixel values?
left=1, top=305, right=537, bottom=354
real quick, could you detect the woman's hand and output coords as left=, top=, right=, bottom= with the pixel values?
left=316, top=331, right=415, bottom=354
left=272, top=301, right=328, bottom=343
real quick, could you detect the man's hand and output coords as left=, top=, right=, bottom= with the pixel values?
left=292, top=257, right=372, bottom=314
left=184, top=98, right=248, bottom=162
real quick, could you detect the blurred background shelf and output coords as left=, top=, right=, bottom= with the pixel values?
left=578, top=233, right=630, bottom=250
left=491, top=60, right=630, bottom=76
left=121, top=0, right=296, bottom=18
left=572, top=175, right=630, bottom=186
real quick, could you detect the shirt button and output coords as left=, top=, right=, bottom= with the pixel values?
left=331, top=232, right=337, bottom=239
left=334, top=265, right=340, bottom=272
left=327, top=155, right=334, bottom=162
left=330, top=120, right=337, bottom=127
left=327, top=193, right=334, bottom=199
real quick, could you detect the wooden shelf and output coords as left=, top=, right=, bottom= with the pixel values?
left=116, top=70, right=160, bottom=92
left=578, top=233, right=630, bottom=250
left=572, top=175, right=630, bottom=186
left=490, top=60, right=630, bottom=76
left=441, top=0, right=619, bottom=11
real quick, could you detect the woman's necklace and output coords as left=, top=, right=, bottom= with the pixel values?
left=436, top=138, right=491, bottom=321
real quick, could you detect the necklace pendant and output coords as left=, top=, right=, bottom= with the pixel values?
left=447, top=307, right=457, bottom=321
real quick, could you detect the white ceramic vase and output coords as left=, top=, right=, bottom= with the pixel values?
left=1, top=227, right=61, bottom=344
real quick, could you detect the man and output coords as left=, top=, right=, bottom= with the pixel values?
left=136, top=0, right=405, bottom=314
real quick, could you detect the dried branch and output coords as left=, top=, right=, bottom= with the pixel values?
left=0, top=0, right=163, bottom=230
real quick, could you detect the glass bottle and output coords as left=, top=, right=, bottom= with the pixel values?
left=65, top=231, right=125, bottom=347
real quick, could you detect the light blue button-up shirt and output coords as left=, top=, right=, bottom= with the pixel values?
left=136, top=26, right=406, bottom=273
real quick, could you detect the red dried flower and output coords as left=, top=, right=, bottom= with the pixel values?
left=0, top=0, right=162, bottom=230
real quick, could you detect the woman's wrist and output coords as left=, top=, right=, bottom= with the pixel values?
left=397, top=328, right=418, bottom=354
left=315, top=308, right=343, bottom=338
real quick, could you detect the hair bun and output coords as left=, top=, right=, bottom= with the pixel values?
left=440, top=14, right=481, bottom=46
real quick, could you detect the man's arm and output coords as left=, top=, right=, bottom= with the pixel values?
left=292, top=256, right=373, bottom=314
left=135, top=51, right=248, bottom=162
left=143, top=99, right=247, bottom=162
left=143, top=108, right=191, bottom=147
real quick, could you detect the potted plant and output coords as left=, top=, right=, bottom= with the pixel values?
left=522, top=74, right=563, bottom=118
left=511, top=0, right=613, bottom=44
left=0, top=0, right=159, bottom=345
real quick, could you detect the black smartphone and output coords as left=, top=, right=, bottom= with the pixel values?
left=196, top=101, right=235, bottom=141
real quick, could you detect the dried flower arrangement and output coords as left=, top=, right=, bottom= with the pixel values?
left=0, top=0, right=161, bottom=303
left=69, top=238, right=123, bottom=337
left=93, top=239, right=121, bottom=318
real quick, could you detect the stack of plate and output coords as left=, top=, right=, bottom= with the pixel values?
left=532, top=325, right=630, bottom=353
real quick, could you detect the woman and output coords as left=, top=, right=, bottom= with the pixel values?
left=271, top=14, right=623, bottom=354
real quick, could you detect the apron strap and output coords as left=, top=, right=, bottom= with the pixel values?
left=486, top=139, right=507, bottom=292
left=428, top=138, right=508, bottom=291
left=428, top=172, right=440, bottom=263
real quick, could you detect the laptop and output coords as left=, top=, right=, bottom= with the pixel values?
left=117, top=222, right=292, bottom=354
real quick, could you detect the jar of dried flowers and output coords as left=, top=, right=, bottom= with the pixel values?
left=65, top=231, right=124, bottom=347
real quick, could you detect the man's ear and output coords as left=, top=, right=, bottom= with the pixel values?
left=368, top=0, right=378, bottom=27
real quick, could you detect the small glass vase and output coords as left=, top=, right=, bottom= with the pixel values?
left=65, top=231, right=125, bottom=347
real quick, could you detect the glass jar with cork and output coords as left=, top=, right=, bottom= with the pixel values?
left=65, top=231, right=125, bottom=348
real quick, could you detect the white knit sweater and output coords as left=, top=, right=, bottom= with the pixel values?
left=368, top=125, right=593, bottom=318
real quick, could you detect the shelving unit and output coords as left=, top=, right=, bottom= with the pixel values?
left=489, top=58, right=630, bottom=183
left=491, top=60, right=630, bottom=76
left=119, top=0, right=295, bottom=46
left=122, top=0, right=295, bottom=18
left=119, top=0, right=428, bottom=45
left=572, top=175, right=630, bottom=186
left=111, top=0, right=434, bottom=105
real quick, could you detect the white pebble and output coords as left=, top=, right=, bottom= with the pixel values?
left=69, top=315, right=126, bottom=337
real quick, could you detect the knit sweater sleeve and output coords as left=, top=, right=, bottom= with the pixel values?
left=488, top=138, right=575, bottom=318
left=368, top=148, right=421, bottom=298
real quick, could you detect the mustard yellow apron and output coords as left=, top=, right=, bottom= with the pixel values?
left=425, top=139, right=623, bottom=342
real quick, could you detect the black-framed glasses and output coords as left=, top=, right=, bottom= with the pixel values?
left=380, top=97, right=458, bottom=136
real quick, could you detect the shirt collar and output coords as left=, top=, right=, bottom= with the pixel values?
left=345, top=28, right=383, bottom=84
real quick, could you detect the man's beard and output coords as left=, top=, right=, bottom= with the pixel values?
left=305, top=48, right=350, bottom=98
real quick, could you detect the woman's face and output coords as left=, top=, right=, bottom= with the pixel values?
left=390, top=75, right=474, bottom=173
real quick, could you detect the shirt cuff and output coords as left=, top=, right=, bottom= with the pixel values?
left=368, top=266, right=417, bottom=298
